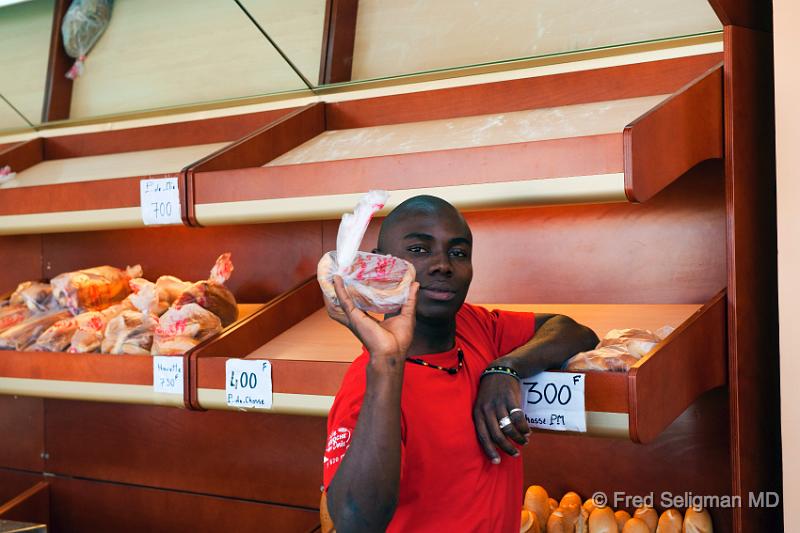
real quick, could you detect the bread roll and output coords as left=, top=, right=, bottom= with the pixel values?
left=656, top=509, right=682, bottom=533
left=583, top=498, right=596, bottom=515
left=559, top=502, right=580, bottom=530
left=560, top=492, right=582, bottom=510
left=634, top=506, right=658, bottom=532
left=548, top=498, right=559, bottom=514
left=574, top=506, right=588, bottom=533
left=683, top=507, right=713, bottom=533
left=524, top=486, right=550, bottom=532
left=589, top=506, right=618, bottom=533
left=616, top=510, right=632, bottom=531
left=546, top=510, right=569, bottom=533
left=521, top=509, right=534, bottom=533
left=622, top=518, right=652, bottom=533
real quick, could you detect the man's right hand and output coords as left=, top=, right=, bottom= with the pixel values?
left=326, top=275, right=419, bottom=365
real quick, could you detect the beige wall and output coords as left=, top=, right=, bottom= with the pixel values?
left=775, top=1, right=800, bottom=529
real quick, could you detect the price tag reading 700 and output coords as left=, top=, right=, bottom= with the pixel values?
left=140, top=177, right=182, bottom=226
left=520, top=371, right=586, bottom=433
left=225, top=359, right=273, bottom=409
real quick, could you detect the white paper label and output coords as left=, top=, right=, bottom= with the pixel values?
left=153, top=356, right=184, bottom=396
left=140, top=177, right=182, bottom=225
left=225, top=359, right=273, bottom=409
left=520, top=371, right=586, bottom=432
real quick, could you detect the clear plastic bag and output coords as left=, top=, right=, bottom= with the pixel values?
left=0, top=310, right=72, bottom=351
left=0, top=305, right=31, bottom=334
left=100, top=283, right=157, bottom=355
left=68, top=300, right=131, bottom=353
left=152, top=303, right=222, bottom=356
left=61, top=0, right=113, bottom=79
left=564, top=326, right=675, bottom=372
left=31, top=311, right=106, bottom=352
left=173, top=254, right=238, bottom=326
left=317, top=191, right=416, bottom=314
left=10, top=281, right=58, bottom=312
left=51, top=264, right=141, bottom=314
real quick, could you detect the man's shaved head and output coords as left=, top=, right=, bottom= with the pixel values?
left=377, top=195, right=471, bottom=253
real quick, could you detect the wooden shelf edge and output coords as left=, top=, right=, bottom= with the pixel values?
left=0, top=480, right=49, bottom=526
left=623, top=63, right=724, bottom=203
left=627, top=289, right=727, bottom=443
left=0, top=139, right=44, bottom=175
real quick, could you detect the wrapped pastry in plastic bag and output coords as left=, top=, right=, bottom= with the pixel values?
left=564, top=326, right=675, bottom=372
left=31, top=311, right=107, bottom=352
left=0, top=310, right=72, bottom=351
left=101, top=284, right=158, bottom=355
left=174, top=254, right=238, bottom=327
left=317, top=191, right=416, bottom=314
left=51, top=264, right=142, bottom=314
left=0, top=305, right=31, bottom=334
left=152, top=303, right=222, bottom=356
left=155, top=275, right=191, bottom=307
left=68, top=300, right=131, bottom=353
left=10, top=281, right=57, bottom=312
left=61, top=0, right=113, bottom=79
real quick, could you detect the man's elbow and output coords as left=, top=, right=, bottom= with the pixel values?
left=550, top=314, right=599, bottom=352
left=328, top=484, right=397, bottom=533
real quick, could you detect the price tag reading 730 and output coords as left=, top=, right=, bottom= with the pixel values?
left=520, top=371, right=586, bottom=433
left=225, top=359, right=273, bottom=409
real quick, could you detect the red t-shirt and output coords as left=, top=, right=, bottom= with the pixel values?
left=323, top=303, right=535, bottom=532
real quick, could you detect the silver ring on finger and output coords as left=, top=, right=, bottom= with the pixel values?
left=509, top=408, right=524, bottom=416
left=498, top=416, right=513, bottom=430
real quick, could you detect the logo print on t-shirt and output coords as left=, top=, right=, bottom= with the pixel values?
left=324, top=427, right=352, bottom=467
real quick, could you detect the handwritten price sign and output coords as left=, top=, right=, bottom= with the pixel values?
left=140, top=177, right=182, bottom=226
left=520, top=371, right=586, bottom=432
left=153, top=356, right=184, bottom=396
left=225, top=359, right=273, bottom=409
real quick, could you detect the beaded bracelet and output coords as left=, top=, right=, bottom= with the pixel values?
left=480, top=365, right=521, bottom=382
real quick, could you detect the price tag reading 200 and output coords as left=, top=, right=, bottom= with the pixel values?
left=520, top=371, right=587, bottom=433
left=225, top=359, right=273, bottom=410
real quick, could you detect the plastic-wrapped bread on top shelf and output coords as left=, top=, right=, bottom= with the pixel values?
left=51, top=264, right=142, bottom=314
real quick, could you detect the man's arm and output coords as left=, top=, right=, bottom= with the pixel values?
left=473, top=314, right=598, bottom=462
left=324, top=276, right=419, bottom=532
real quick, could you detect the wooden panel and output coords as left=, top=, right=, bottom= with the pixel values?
left=44, top=108, right=295, bottom=159
left=0, top=353, right=152, bottom=385
left=198, top=358, right=349, bottom=397
left=327, top=54, right=724, bottom=128
left=723, top=26, right=782, bottom=531
left=194, top=134, right=623, bottom=205
left=44, top=400, right=327, bottom=508
left=707, top=0, right=772, bottom=32
left=319, top=0, right=359, bottom=84
left=524, top=388, right=732, bottom=532
left=0, top=481, right=49, bottom=526
left=0, top=234, right=41, bottom=293
left=41, top=222, right=322, bottom=304
left=48, top=476, right=318, bottom=533
left=0, top=139, right=44, bottom=174
left=629, top=291, right=727, bottom=442
left=350, top=0, right=720, bottom=80
left=0, top=470, right=44, bottom=509
left=0, top=396, right=44, bottom=471
left=625, top=64, right=723, bottom=202
left=41, top=0, right=72, bottom=122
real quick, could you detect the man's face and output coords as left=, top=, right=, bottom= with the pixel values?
left=378, top=209, right=473, bottom=322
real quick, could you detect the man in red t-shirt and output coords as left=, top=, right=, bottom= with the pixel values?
left=323, top=196, right=598, bottom=532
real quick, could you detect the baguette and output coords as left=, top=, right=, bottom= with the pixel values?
left=623, top=518, right=652, bottom=533
left=615, top=510, right=632, bottom=531
left=656, top=509, right=683, bottom=533
left=634, top=506, right=658, bottom=532
left=588, top=506, right=618, bottom=533
left=524, top=486, right=550, bottom=532
left=682, top=507, right=713, bottom=533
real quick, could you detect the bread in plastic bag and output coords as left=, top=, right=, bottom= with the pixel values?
left=100, top=283, right=157, bottom=355
left=151, top=303, right=222, bottom=356
left=0, top=310, right=72, bottom=351
left=317, top=191, right=416, bottom=314
left=564, top=326, right=675, bottom=372
left=10, top=281, right=58, bottom=312
left=68, top=300, right=131, bottom=353
left=51, top=264, right=141, bottom=314
left=174, top=254, right=238, bottom=326
left=155, top=275, right=192, bottom=307
left=0, top=305, right=31, bottom=334
left=61, top=0, right=113, bottom=79
left=31, top=311, right=106, bottom=352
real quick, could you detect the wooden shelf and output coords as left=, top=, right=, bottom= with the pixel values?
left=0, top=107, right=297, bottom=236
left=187, top=55, right=723, bottom=226
left=0, top=304, right=262, bottom=408
left=190, top=279, right=726, bottom=443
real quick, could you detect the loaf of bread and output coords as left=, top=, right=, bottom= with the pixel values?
left=622, top=517, right=652, bottom=533
left=615, top=510, right=632, bottom=531
left=548, top=498, right=559, bottom=514
left=655, top=509, right=683, bottom=533
left=683, top=507, right=713, bottom=533
left=634, top=506, right=658, bottom=532
left=520, top=509, right=535, bottom=533
left=588, top=506, right=618, bottom=533
left=524, top=485, right=550, bottom=532
left=546, top=509, right=569, bottom=533
left=582, top=498, right=596, bottom=515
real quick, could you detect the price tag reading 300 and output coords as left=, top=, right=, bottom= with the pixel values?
left=225, top=359, right=273, bottom=409
left=140, top=177, right=182, bottom=226
left=520, top=371, right=587, bottom=433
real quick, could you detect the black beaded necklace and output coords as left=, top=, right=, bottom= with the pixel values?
left=405, top=348, right=464, bottom=375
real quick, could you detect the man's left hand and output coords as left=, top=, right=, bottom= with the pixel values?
left=472, top=373, right=530, bottom=463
